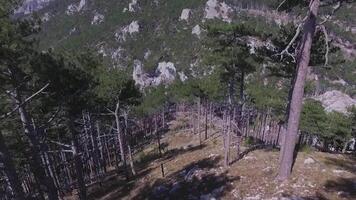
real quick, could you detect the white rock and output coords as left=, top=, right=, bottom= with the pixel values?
left=91, top=13, right=104, bottom=25
left=333, top=169, right=346, bottom=174
left=180, top=9, right=191, bottom=21
left=153, top=62, right=177, bottom=85
left=129, top=0, right=138, bottom=12
left=98, top=45, right=107, bottom=57
left=192, top=25, right=202, bottom=38
left=133, top=60, right=147, bottom=88
left=352, top=27, right=356, bottom=34
left=304, top=157, right=315, bottom=165
left=66, top=4, right=77, bottom=15
left=133, top=61, right=177, bottom=88
left=178, top=72, right=188, bottom=82
left=69, top=27, right=77, bottom=35
left=41, top=12, right=51, bottom=22
left=313, top=90, right=356, bottom=113
left=77, top=0, right=86, bottom=11
left=144, top=49, right=152, bottom=60
left=330, top=78, right=347, bottom=86
left=15, top=0, right=54, bottom=15
left=204, top=0, right=233, bottom=23
left=244, top=194, right=261, bottom=200
left=111, top=47, right=125, bottom=62
left=243, top=156, right=257, bottom=160
left=66, top=0, right=86, bottom=15
left=115, top=21, right=140, bottom=42
left=128, top=21, right=140, bottom=34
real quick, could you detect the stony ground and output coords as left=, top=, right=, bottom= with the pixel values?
left=87, top=112, right=356, bottom=200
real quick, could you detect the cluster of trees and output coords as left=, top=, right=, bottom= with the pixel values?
left=300, top=100, right=356, bottom=152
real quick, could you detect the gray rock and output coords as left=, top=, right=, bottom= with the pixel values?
left=304, top=157, right=315, bottom=165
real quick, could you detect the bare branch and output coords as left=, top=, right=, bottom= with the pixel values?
left=0, top=83, right=50, bottom=120
left=276, top=0, right=288, bottom=11
left=319, top=0, right=341, bottom=25
left=273, top=23, right=303, bottom=62
left=47, top=140, right=73, bottom=149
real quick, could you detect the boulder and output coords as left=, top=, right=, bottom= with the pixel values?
left=313, top=90, right=356, bottom=113
left=304, top=157, right=315, bottom=165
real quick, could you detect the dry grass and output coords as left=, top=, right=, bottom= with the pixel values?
left=87, top=112, right=356, bottom=200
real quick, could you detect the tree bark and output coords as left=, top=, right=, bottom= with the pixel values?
left=114, top=101, right=128, bottom=179
left=0, top=131, right=26, bottom=200
left=277, top=0, right=320, bottom=180
left=14, top=90, right=58, bottom=200
left=68, top=117, right=87, bottom=200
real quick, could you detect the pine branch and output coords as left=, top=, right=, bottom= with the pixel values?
left=0, top=83, right=50, bottom=120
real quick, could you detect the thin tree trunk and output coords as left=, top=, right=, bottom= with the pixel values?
left=198, top=98, right=201, bottom=146
left=114, top=101, right=128, bottom=179
left=14, top=94, right=58, bottom=200
left=0, top=131, right=25, bottom=200
left=68, top=117, right=87, bottom=200
left=124, top=111, right=136, bottom=176
left=278, top=0, right=320, bottom=180
left=205, top=99, right=208, bottom=140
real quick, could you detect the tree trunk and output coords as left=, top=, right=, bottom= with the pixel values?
left=124, top=111, right=136, bottom=176
left=68, top=117, right=87, bottom=200
left=277, top=0, right=320, bottom=180
left=205, top=99, right=208, bottom=140
left=14, top=92, right=58, bottom=200
left=0, top=131, right=26, bottom=200
left=198, top=98, right=201, bottom=146
left=114, top=101, right=128, bottom=179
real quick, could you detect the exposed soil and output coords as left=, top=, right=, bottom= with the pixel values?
left=84, top=112, right=356, bottom=200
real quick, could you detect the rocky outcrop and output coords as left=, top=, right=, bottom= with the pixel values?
left=15, top=0, right=54, bottom=15
left=66, top=0, right=86, bottom=15
left=204, top=0, right=233, bottom=23
left=180, top=9, right=191, bottom=21
left=133, top=60, right=177, bottom=89
left=115, top=21, right=140, bottom=42
left=192, top=25, right=202, bottom=38
left=91, top=12, right=104, bottom=25
left=313, top=90, right=356, bottom=113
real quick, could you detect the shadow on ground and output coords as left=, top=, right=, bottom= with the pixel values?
left=131, top=156, right=240, bottom=200
left=322, top=154, right=356, bottom=199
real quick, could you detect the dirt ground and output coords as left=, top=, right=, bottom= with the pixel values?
left=86, top=112, right=356, bottom=200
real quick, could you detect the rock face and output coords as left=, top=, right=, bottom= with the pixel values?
left=115, top=21, right=140, bottom=42
left=91, top=13, right=104, bottom=25
left=192, top=25, right=202, bottom=38
left=15, top=0, right=54, bottom=15
left=128, top=0, right=139, bottom=12
left=133, top=60, right=177, bottom=89
left=180, top=9, right=191, bottom=21
left=304, top=157, right=315, bottom=165
left=153, top=62, right=177, bottom=85
left=204, top=0, right=233, bottom=22
left=66, top=0, right=87, bottom=15
left=313, top=90, right=356, bottom=113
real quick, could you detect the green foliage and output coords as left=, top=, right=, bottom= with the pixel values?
left=301, top=99, right=353, bottom=142
left=96, top=66, right=141, bottom=108
left=134, top=85, right=167, bottom=116
left=246, top=76, right=287, bottom=118
left=300, top=99, right=328, bottom=135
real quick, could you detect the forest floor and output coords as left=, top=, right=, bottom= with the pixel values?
left=86, top=112, right=356, bottom=200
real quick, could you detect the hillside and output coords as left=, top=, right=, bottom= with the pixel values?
left=16, top=0, right=356, bottom=97
left=1, top=1, right=356, bottom=200
left=80, top=111, right=356, bottom=200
